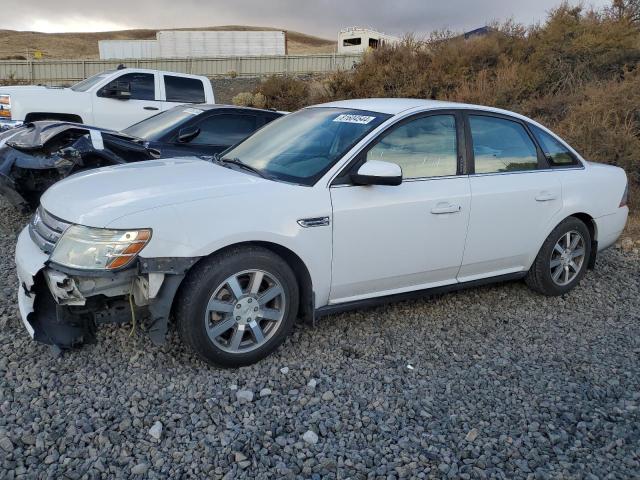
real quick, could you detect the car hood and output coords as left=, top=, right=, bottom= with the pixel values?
left=41, top=157, right=270, bottom=227
left=0, top=85, right=73, bottom=95
left=6, top=121, right=126, bottom=151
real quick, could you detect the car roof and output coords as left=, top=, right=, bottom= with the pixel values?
left=170, top=104, right=286, bottom=115
left=311, top=98, right=530, bottom=121
left=116, top=67, right=207, bottom=79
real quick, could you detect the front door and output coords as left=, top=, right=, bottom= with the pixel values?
left=93, top=72, right=163, bottom=130
left=329, top=113, right=471, bottom=304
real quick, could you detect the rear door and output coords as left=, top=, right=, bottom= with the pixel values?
left=92, top=72, right=163, bottom=130
left=458, top=112, right=562, bottom=281
left=329, top=111, right=471, bottom=303
left=161, top=74, right=207, bottom=112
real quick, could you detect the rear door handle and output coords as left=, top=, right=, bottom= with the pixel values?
left=431, top=203, right=462, bottom=214
left=144, top=106, right=159, bottom=111
left=535, top=191, right=558, bottom=202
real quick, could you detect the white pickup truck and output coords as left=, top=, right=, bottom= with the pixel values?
left=0, top=67, right=215, bottom=131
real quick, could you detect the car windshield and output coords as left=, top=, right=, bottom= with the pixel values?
left=70, top=71, right=116, bottom=92
left=122, top=106, right=203, bottom=140
left=220, top=107, right=390, bottom=185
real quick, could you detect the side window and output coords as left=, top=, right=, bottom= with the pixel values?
left=343, top=38, right=362, bottom=46
left=365, top=114, right=458, bottom=179
left=190, top=114, right=257, bottom=145
left=469, top=115, right=539, bottom=174
left=164, top=75, right=206, bottom=103
left=530, top=124, right=578, bottom=167
left=105, top=73, right=155, bottom=101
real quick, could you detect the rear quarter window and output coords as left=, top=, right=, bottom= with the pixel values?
left=530, top=124, right=580, bottom=167
left=164, top=75, right=206, bottom=103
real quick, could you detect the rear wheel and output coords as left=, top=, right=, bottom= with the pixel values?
left=175, top=246, right=299, bottom=367
left=525, top=217, right=591, bottom=296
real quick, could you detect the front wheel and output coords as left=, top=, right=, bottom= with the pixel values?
left=525, top=217, right=592, bottom=296
left=175, top=246, right=299, bottom=367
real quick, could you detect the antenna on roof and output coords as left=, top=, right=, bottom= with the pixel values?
left=117, top=64, right=126, bottom=70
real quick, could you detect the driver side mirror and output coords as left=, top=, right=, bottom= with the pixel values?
left=177, top=126, right=201, bottom=143
left=100, top=80, right=131, bottom=100
left=351, top=160, right=402, bottom=186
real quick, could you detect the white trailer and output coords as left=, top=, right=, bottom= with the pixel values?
left=157, top=31, right=286, bottom=57
left=98, top=40, right=158, bottom=60
left=337, top=28, right=400, bottom=54
left=98, top=30, right=287, bottom=60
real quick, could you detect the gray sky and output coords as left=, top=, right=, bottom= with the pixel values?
left=4, top=0, right=611, bottom=37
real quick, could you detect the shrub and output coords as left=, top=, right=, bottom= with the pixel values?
left=251, top=92, right=267, bottom=109
left=231, top=91, right=269, bottom=109
left=232, top=92, right=254, bottom=107
left=242, top=1, right=640, bottom=205
left=255, top=75, right=310, bottom=111
left=556, top=70, right=640, bottom=187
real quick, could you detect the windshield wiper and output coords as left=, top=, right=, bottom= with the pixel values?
left=217, top=157, right=270, bottom=179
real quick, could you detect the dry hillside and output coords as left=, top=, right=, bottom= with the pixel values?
left=0, top=25, right=336, bottom=60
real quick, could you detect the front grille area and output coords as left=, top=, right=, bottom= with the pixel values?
left=29, top=206, right=71, bottom=254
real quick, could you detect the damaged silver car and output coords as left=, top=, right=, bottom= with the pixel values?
left=0, top=105, right=284, bottom=210
left=0, top=122, right=157, bottom=210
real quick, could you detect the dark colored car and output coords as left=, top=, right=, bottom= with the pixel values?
left=0, top=105, right=284, bottom=210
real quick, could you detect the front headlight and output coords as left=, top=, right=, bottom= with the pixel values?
left=50, top=225, right=152, bottom=270
left=0, top=95, right=11, bottom=119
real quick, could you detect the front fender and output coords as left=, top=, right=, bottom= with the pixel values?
left=106, top=198, right=334, bottom=307
left=13, top=92, right=91, bottom=123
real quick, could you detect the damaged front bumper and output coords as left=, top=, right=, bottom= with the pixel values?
left=15, top=227, right=197, bottom=349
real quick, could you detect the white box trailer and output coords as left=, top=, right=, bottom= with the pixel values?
left=98, top=40, right=158, bottom=60
left=337, top=28, right=400, bottom=54
left=157, top=31, right=287, bottom=57
left=98, top=30, right=287, bottom=59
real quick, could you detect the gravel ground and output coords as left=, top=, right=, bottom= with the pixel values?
left=1, top=198, right=639, bottom=479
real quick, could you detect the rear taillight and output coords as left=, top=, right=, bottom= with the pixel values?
left=620, top=183, right=628, bottom=207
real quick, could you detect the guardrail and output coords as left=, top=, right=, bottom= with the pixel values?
left=0, top=54, right=362, bottom=84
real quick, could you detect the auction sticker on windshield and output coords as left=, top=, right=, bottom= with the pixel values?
left=333, top=114, right=377, bottom=124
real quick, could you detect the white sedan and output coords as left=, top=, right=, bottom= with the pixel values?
left=15, top=99, right=629, bottom=366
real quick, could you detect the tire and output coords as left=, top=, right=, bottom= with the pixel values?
left=525, top=217, right=592, bottom=296
left=175, top=246, right=299, bottom=367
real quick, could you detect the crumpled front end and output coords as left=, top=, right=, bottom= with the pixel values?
left=15, top=210, right=197, bottom=349
left=1, top=121, right=157, bottom=211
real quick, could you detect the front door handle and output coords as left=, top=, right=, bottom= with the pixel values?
left=535, top=191, right=558, bottom=202
left=144, top=106, right=160, bottom=111
left=431, top=203, right=462, bottom=214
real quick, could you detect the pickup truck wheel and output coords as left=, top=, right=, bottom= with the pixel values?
left=525, top=217, right=592, bottom=296
left=176, top=246, right=299, bottom=367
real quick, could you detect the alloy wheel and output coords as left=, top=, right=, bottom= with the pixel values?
left=550, top=230, right=586, bottom=286
left=204, top=269, right=286, bottom=353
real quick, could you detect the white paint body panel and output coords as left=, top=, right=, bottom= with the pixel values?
left=458, top=171, right=563, bottom=281
left=330, top=177, right=471, bottom=303
left=0, top=68, right=214, bottom=130
left=14, top=227, right=50, bottom=337
left=32, top=99, right=629, bottom=311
